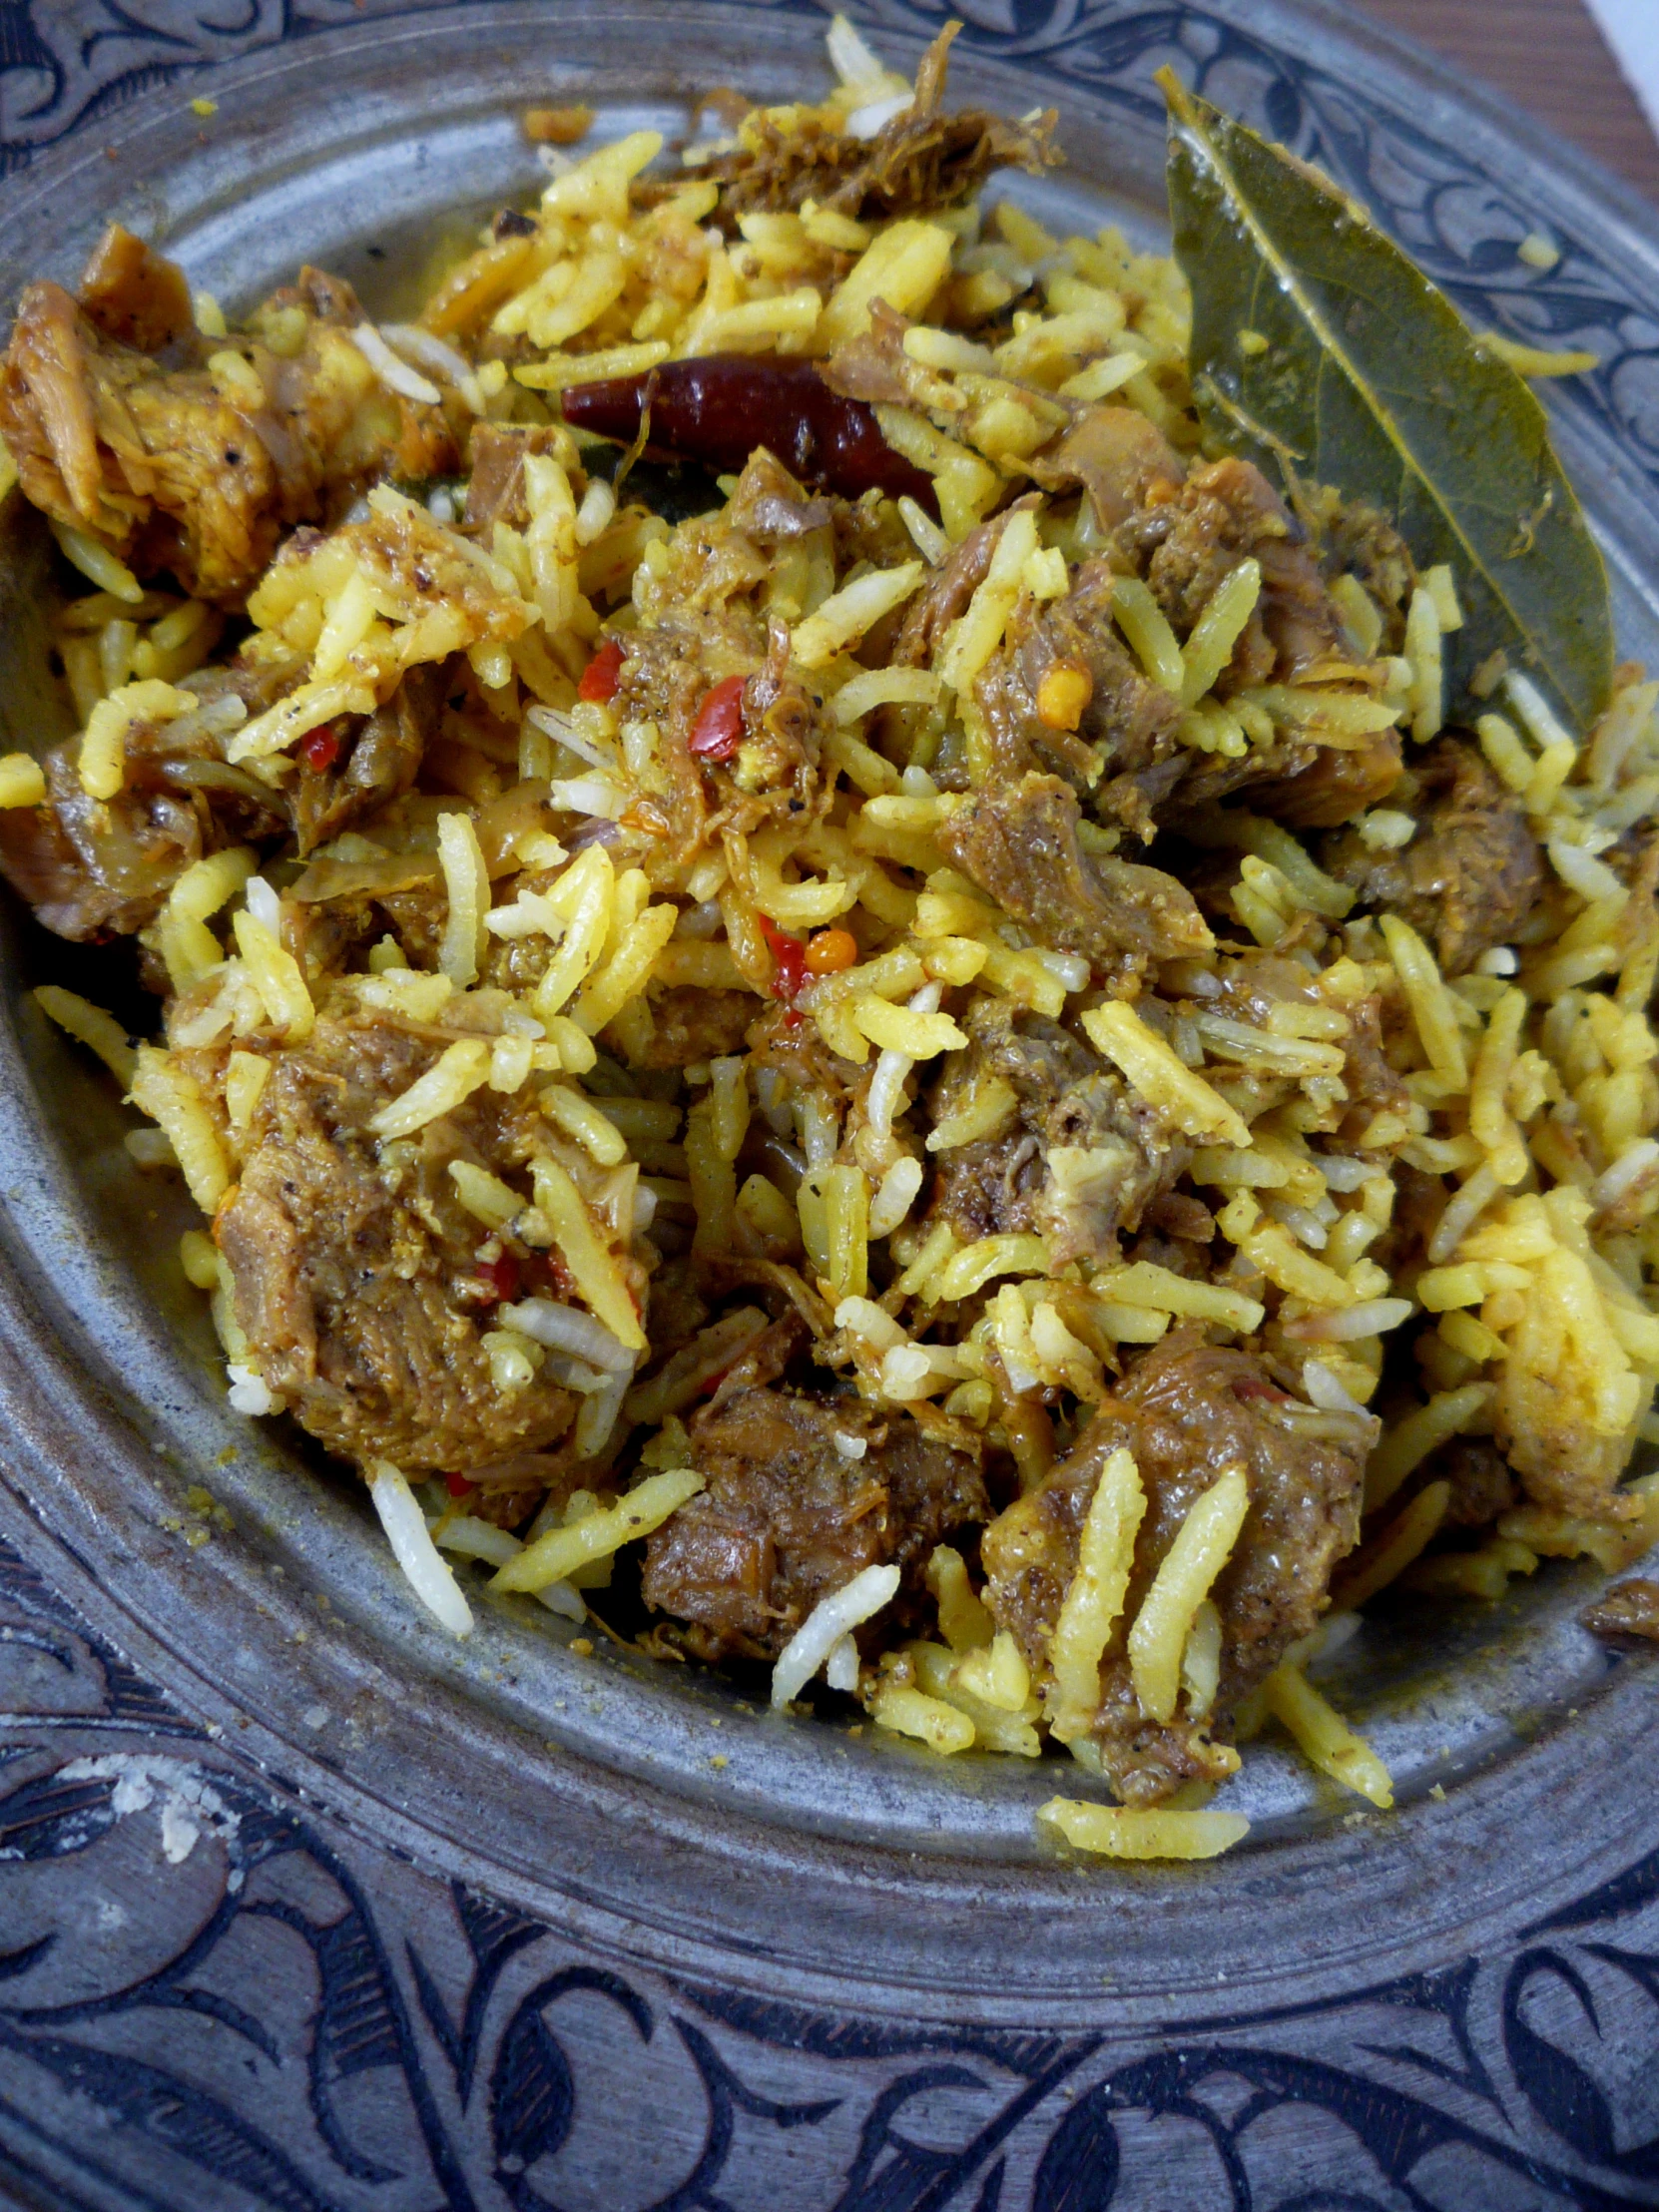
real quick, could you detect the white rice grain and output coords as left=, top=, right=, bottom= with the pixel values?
left=1593, top=1138, right=1659, bottom=1211
left=1302, top=1360, right=1367, bottom=1415
left=351, top=322, right=442, bottom=406
left=368, top=1460, right=474, bottom=1636
left=244, top=875, right=280, bottom=935
left=771, top=1561, right=899, bottom=1708
left=1286, top=1298, right=1415, bottom=1343
left=500, top=1298, right=635, bottom=1372
left=226, top=1363, right=279, bottom=1415
left=379, top=321, right=476, bottom=398
left=846, top=93, right=913, bottom=138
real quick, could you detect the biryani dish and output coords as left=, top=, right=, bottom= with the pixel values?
left=3, top=20, right=1657, bottom=1863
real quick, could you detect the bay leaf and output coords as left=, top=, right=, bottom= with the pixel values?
left=1159, top=71, right=1613, bottom=736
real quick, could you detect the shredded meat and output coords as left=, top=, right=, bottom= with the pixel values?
left=462, top=421, right=576, bottom=532
left=937, top=772, right=1212, bottom=981
left=971, top=559, right=1182, bottom=810
left=0, top=228, right=458, bottom=604
left=700, top=24, right=1059, bottom=225
left=981, top=1331, right=1372, bottom=1803
left=633, top=985, right=757, bottom=1068
left=1245, top=730, right=1404, bottom=830
left=290, top=665, right=437, bottom=855
left=926, top=1001, right=1185, bottom=1268
left=892, top=497, right=1031, bottom=669
left=1028, top=403, right=1185, bottom=532
left=0, top=654, right=301, bottom=943
left=77, top=226, right=197, bottom=356
left=641, top=1384, right=986, bottom=1660
left=1142, top=456, right=1346, bottom=684
left=724, top=446, right=834, bottom=542
left=1322, top=734, right=1544, bottom=973
left=1581, top=1578, right=1659, bottom=1644
left=1427, top=1436, right=1517, bottom=1529
left=208, top=1000, right=589, bottom=1473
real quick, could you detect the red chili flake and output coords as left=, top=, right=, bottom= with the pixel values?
left=578, top=637, right=625, bottom=703
left=759, top=912, right=807, bottom=1002
left=445, top=1471, right=475, bottom=1499
left=520, top=1248, right=575, bottom=1302
left=474, top=1252, right=521, bottom=1306
left=687, top=673, right=748, bottom=762
left=299, top=722, right=342, bottom=774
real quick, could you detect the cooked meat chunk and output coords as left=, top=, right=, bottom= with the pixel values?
left=1322, top=735, right=1543, bottom=973
left=209, top=1003, right=591, bottom=1472
left=937, top=773, right=1212, bottom=980
left=77, top=225, right=196, bottom=356
left=700, top=24, right=1058, bottom=225
left=1427, top=1437, right=1517, bottom=1528
left=981, top=1331, right=1371, bottom=1803
left=462, top=421, right=578, bottom=532
left=891, top=496, right=1033, bottom=669
left=821, top=299, right=952, bottom=417
left=0, top=654, right=300, bottom=943
left=641, top=1384, right=986, bottom=1660
left=0, top=229, right=458, bottom=604
left=1028, top=403, right=1185, bottom=532
left=606, top=616, right=745, bottom=861
left=634, top=985, right=757, bottom=1068
left=1338, top=988, right=1411, bottom=1140
left=1244, top=729, right=1404, bottom=830
left=738, top=614, right=827, bottom=809
left=290, top=667, right=436, bottom=855
left=1582, top=1578, right=1659, bottom=1644
left=724, top=446, right=833, bottom=543
left=926, top=1001, right=1185, bottom=1267
left=972, top=561, right=1182, bottom=807
left=1143, top=456, right=1346, bottom=684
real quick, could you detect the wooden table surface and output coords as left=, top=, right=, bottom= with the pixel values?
left=1360, top=0, right=1659, bottom=201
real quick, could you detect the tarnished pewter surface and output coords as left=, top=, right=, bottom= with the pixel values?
left=0, top=3, right=1658, bottom=2204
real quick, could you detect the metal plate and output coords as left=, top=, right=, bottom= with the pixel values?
left=2, top=4, right=1659, bottom=2203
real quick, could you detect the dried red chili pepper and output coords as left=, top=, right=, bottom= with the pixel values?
left=688, top=673, right=749, bottom=762
left=474, top=1252, right=521, bottom=1306
left=759, top=913, right=807, bottom=1002
left=561, top=353, right=939, bottom=514
left=299, top=721, right=342, bottom=774
left=445, top=1471, right=475, bottom=1499
left=578, top=637, right=625, bottom=703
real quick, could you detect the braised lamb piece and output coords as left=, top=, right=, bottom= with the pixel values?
left=924, top=1001, right=1188, bottom=1269
left=1322, top=734, right=1544, bottom=973
left=981, top=1331, right=1372, bottom=1802
left=642, top=1383, right=986, bottom=1661
left=937, top=772, right=1213, bottom=980
left=208, top=1000, right=598, bottom=1473
left=0, top=228, right=458, bottom=605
